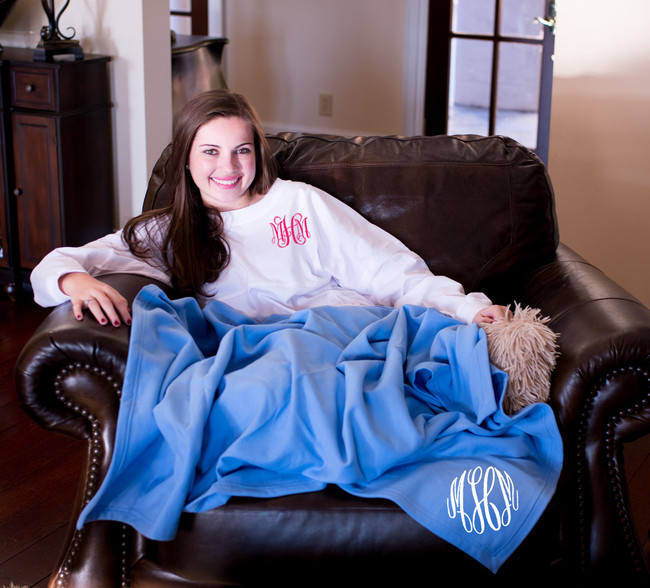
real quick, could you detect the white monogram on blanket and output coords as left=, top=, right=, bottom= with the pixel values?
left=447, top=466, right=520, bottom=534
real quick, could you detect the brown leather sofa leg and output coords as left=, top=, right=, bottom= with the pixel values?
left=49, top=521, right=129, bottom=588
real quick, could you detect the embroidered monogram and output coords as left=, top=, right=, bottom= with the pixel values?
left=447, top=466, right=519, bottom=534
left=270, top=214, right=311, bottom=248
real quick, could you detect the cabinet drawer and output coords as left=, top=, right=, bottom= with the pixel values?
left=10, top=67, right=56, bottom=110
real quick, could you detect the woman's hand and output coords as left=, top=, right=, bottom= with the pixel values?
left=472, top=304, right=508, bottom=324
left=59, top=272, right=131, bottom=327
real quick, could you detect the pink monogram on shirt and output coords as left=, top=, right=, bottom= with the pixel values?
left=270, top=214, right=311, bottom=248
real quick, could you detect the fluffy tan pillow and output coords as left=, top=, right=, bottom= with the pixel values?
left=481, top=304, right=560, bottom=415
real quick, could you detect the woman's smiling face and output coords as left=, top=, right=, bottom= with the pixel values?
left=187, top=116, right=257, bottom=211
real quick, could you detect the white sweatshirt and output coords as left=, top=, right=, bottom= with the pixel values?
left=31, top=179, right=492, bottom=323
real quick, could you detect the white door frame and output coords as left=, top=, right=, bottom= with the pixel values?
left=402, top=0, right=429, bottom=136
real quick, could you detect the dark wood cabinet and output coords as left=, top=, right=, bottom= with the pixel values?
left=0, top=48, right=113, bottom=293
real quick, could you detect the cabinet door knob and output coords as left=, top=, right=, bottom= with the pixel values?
left=25, top=84, right=35, bottom=93
left=13, top=188, right=22, bottom=196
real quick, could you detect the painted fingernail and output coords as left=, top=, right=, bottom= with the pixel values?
left=113, top=320, right=120, bottom=327
left=100, top=318, right=107, bottom=325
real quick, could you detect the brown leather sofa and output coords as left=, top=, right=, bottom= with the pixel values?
left=15, top=134, right=650, bottom=587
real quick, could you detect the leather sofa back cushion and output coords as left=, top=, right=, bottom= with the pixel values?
left=144, top=134, right=558, bottom=302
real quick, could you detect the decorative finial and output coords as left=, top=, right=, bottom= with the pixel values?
left=33, top=0, right=84, bottom=61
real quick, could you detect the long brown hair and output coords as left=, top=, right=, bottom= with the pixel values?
left=123, top=89, right=278, bottom=297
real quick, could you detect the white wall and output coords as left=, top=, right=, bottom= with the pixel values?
left=549, top=0, right=650, bottom=307
left=0, top=0, right=173, bottom=227
left=223, top=0, right=408, bottom=136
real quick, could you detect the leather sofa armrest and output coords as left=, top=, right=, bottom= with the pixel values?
left=522, top=243, right=650, bottom=578
left=523, top=243, right=650, bottom=429
left=15, top=274, right=173, bottom=442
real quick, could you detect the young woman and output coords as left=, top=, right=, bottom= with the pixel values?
left=30, top=89, right=506, bottom=326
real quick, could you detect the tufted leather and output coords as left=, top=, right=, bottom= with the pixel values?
left=15, top=134, right=650, bottom=587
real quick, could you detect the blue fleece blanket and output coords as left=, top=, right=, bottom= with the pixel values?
left=77, top=285, right=562, bottom=573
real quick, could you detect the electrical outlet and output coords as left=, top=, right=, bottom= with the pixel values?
left=319, top=93, right=333, bottom=117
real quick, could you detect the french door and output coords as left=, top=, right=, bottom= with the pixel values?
left=424, top=0, right=556, bottom=163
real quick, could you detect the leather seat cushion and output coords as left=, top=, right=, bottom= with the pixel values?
left=146, top=485, right=495, bottom=585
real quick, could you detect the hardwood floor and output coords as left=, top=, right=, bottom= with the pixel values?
left=0, top=294, right=83, bottom=588
left=0, top=293, right=648, bottom=587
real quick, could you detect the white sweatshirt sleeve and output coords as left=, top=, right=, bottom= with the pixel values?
left=30, top=229, right=172, bottom=308
left=359, top=245, right=493, bottom=324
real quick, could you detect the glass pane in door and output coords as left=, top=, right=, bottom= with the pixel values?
left=500, top=0, right=546, bottom=39
left=171, top=16, right=192, bottom=34
left=452, top=0, right=496, bottom=35
left=171, top=0, right=192, bottom=35
left=494, top=42, right=543, bottom=148
left=448, top=38, right=493, bottom=137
